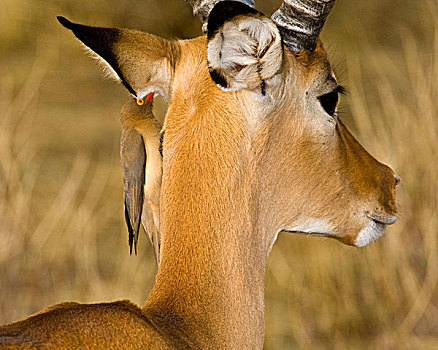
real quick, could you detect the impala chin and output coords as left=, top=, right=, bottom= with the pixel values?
left=354, top=220, right=386, bottom=247
left=354, top=217, right=395, bottom=247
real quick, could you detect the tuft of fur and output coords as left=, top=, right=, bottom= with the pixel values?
left=207, top=14, right=282, bottom=93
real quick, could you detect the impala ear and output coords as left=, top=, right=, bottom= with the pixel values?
left=206, top=1, right=283, bottom=93
left=57, top=16, right=175, bottom=100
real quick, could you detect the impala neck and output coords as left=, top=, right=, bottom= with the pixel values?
left=142, top=38, right=267, bottom=349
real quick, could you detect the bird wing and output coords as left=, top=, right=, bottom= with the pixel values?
left=120, top=128, right=146, bottom=255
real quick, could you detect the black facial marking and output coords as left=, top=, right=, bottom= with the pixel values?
left=261, top=80, right=266, bottom=96
left=207, top=1, right=259, bottom=40
left=57, top=16, right=136, bottom=96
left=159, top=131, right=164, bottom=158
left=209, top=68, right=229, bottom=89
left=219, top=32, right=224, bottom=60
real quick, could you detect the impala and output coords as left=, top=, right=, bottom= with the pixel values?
left=0, top=0, right=398, bottom=348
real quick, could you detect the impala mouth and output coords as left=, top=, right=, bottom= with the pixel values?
left=354, top=214, right=397, bottom=247
left=366, top=214, right=397, bottom=225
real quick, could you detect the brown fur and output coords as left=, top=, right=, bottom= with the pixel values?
left=0, top=301, right=169, bottom=349
left=1, top=8, right=398, bottom=350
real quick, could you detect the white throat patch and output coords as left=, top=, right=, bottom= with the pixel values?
left=354, top=220, right=386, bottom=247
left=268, top=219, right=334, bottom=254
left=284, top=218, right=335, bottom=236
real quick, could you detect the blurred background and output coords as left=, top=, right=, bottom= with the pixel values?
left=0, top=0, right=437, bottom=348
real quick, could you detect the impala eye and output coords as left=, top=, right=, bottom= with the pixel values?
left=318, top=85, right=345, bottom=116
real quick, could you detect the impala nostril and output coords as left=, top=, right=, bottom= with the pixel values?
left=395, top=176, right=401, bottom=186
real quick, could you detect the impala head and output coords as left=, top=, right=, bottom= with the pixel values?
left=58, top=0, right=398, bottom=252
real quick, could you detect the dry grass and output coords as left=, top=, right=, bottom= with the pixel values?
left=0, top=0, right=437, bottom=349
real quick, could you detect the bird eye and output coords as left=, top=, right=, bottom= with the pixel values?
left=318, top=90, right=339, bottom=116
